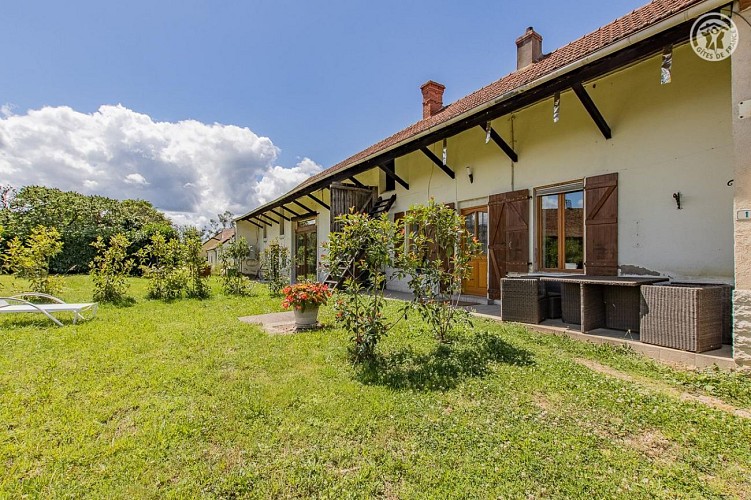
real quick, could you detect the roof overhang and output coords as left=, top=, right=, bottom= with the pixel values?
left=236, top=0, right=727, bottom=223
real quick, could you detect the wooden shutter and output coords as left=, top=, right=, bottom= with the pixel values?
left=488, top=189, right=529, bottom=299
left=584, top=173, right=618, bottom=275
left=506, top=192, right=530, bottom=274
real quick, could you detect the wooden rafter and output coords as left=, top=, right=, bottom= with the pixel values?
left=270, top=209, right=290, bottom=221
left=479, top=124, right=518, bottom=162
left=379, top=161, right=409, bottom=190
left=571, top=82, right=611, bottom=139
left=420, top=147, right=455, bottom=179
left=307, top=193, right=330, bottom=210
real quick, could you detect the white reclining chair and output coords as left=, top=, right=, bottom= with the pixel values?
left=0, top=293, right=98, bottom=326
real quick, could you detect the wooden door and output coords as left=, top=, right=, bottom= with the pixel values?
left=461, top=206, right=488, bottom=296
left=488, top=189, right=530, bottom=299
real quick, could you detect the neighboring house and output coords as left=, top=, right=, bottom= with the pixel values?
left=236, top=0, right=751, bottom=365
left=202, top=228, right=235, bottom=269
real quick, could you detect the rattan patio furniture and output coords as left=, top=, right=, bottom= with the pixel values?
left=500, top=278, right=546, bottom=324
left=640, top=283, right=724, bottom=352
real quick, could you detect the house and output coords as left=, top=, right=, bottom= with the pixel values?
left=202, top=228, right=235, bottom=270
left=236, top=0, right=751, bottom=365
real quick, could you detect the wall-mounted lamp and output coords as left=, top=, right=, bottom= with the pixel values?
left=672, top=192, right=682, bottom=210
left=466, top=166, right=474, bottom=184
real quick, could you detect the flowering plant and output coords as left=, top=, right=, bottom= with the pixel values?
left=281, top=281, right=332, bottom=311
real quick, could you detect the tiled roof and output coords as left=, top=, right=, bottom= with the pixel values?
left=202, top=228, right=235, bottom=251
left=242, top=0, right=705, bottom=218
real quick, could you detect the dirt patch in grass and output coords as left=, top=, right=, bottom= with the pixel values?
left=623, top=430, right=676, bottom=459
left=575, top=358, right=751, bottom=419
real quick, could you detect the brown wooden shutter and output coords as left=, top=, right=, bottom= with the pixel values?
left=584, top=173, right=618, bottom=275
left=505, top=191, right=530, bottom=274
left=488, top=189, right=529, bottom=299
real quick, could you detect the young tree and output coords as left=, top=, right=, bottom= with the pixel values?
left=90, top=233, right=135, bottom=303
left=183, top=227, right=211, bottom=299
left=324, top=212, right=402, bottom=362
left=2, top=225, right=64, bottom=295
left=138, top=233, right=188, bottom=300
left=260, top=239, right=290, bottom=296
left=219, top=237, right=254, bottom=296
left=396, top=199, right=481, bottom=343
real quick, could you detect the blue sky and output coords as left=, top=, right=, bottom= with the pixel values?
left=0, top=0, right=646, bottom=225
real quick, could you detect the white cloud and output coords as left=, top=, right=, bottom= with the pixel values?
left=0, top=104, right=324, bottom=227
left=124, top=173, right=149, bottom=185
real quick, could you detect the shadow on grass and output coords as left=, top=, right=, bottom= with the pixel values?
left=356, top=331, right=535, bottom=391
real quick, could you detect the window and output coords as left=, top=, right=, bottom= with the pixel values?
left=263, top=224, right=267, bottom=240
left=537, top=183, right=584, bottom=271
left=279, top=220, right=285, bottom=236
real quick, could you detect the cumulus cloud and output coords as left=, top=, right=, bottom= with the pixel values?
left=0, top=104, right=323, bottom=227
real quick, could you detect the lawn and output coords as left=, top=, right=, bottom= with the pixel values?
left=1, top=275, right=750, bottom=498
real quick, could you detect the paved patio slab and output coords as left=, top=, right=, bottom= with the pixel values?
left=239, top=311, right=299, bottom=334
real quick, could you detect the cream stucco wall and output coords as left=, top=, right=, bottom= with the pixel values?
left=387, top=43, right=733, bottom=292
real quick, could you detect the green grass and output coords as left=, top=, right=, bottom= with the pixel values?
left=1, top=275, right=750, bottom=498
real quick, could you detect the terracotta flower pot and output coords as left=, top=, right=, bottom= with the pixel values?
left=294, top=305, right=319, bottom=328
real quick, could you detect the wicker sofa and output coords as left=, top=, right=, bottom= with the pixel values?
left=500, top=278, right=549, bottom=324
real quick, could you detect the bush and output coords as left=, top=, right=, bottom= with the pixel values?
left=2, top=225, right=64, bottom=295
left=396, top=199, right=481, bottom=343
left=138, top=233, right=188, bottom=300
left=260, top=239, right=290, bottom=296
left=183, top=227, right=211, bottom=299
left=324, top=212, right=402, bottom=362
left=220, top=237, right=254, bottom=296
left=90, top=233, right=135, bottom=303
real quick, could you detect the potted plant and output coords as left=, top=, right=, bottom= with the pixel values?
left=281, top=281, right=332, bottom=328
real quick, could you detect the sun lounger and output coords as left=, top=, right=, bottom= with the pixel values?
left=0, top=293, right=98, bottom=326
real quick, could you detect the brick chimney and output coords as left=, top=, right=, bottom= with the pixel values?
left=420, top=80, right=445, bottom=119
left=516, top=27, right=543, bottom=69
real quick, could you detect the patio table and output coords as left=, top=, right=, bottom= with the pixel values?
left=538, top=275, right=668, bottom=333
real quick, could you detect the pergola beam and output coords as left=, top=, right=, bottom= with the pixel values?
left=270, top=209, right=290, bottom=221
left=258, top=213, right=279, bottom=225
left=253, top=217, right=270, bottom=226
left=307, top=193, right=330, bottom=210
left=291, top=199, right=317, bottom=216
left=420, top=147, right=455, bottom=179
left=571, top=82, right=611, bottom=139
left=479, top=124, right=518, bottom=162
left=379, top=161, right=409, bottom=190
left=281, top=204, right=303, bottom=217
left=246, top=219, right=262, bottom=229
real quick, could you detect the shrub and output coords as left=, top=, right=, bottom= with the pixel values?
left=219, top=237, right=254, bottom=296
left=138, top=233, right=188, bottom=300
left=260, top=239, right=290, bottom=296
left=183, top=227, right=211, bottom=299
left=2, top=225, right=64, bottom=295
left=90, top=233, right=134, bottom=303
left=324, top=212, right=403, bottom=362
left=396, top=199, right=481, bottom=343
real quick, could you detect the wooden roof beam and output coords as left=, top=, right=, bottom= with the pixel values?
left=269, top=209, right=290, bottom=221
left=479, top=124, right=518, bottom=162
left=572, top=82, right=611, bottom=139
left=258, top=213, right=279, bottom=225
left=281, top=204, right=303, bottom=217
left=245, top=219, right=263, bottom=229
left=379, top=160, right=409, bottom=190
left=291, top=199, right=317, bottom=216
left=420, top=147, right=455, bottom=179
left=307, top=193, right=330, bottom=210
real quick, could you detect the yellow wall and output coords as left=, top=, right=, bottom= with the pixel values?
left=390, top=43, right=733, bottom=283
